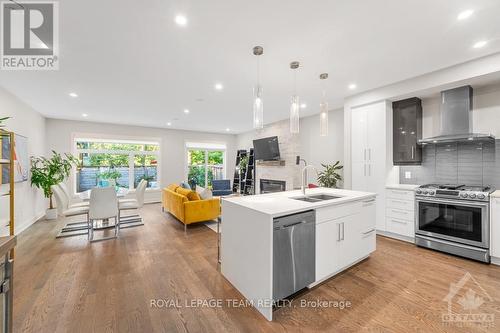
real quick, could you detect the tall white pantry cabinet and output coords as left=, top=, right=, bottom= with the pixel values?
left=350, top=101, right=392, bottom=232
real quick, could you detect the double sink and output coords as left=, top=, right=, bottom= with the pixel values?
left=291, top=194, right=342, bottom=203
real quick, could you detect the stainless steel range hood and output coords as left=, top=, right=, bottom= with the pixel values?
left=418, top=86, right=495, bottom=144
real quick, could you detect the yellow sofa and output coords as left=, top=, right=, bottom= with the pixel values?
left=162, top=184, right=220, bottom=230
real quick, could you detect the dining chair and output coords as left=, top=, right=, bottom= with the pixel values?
left=88, top=187, right=120, bottom=242
left=118, top=180, right=147, bottom=220
left=58, top=183, right=89, bottom=208
left=51, top=184, right=89, bottom=221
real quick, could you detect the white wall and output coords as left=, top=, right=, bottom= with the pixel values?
left=299, top=109, right=344, bottom=184
left=0, top=87, right=46, bottom=235
left=236, top=109, right=345, bottom=189
left=45, top=119, right=238, bottom=201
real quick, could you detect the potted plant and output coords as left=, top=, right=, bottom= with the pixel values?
left=30, top=151, right=79, bottom=219
left=317, top=161, right=343, bottom=188
left=96, top=169, right=121, bottom=187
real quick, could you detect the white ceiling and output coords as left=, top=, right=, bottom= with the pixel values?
left=1, top=0, right=500, bottom=134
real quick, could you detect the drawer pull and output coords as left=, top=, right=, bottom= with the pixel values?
left=391, top=190, right=409, bottom=195
left=392, top=209, right=408, bottom=215
left=391, top=219, right=408, bottom=225
left=389, top=199, right=408, bottom=204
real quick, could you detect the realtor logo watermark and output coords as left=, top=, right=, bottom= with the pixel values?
left=1, top=1, right=59, bottom=70
left=442, top=272, right=495, bottom=329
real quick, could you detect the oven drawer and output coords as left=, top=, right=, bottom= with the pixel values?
left=386, top=217, right=414, bottom=237
left=386, top=207, right=414, bottom=222
left=386, top=189, right=414, bottom=201
left=386, top=198, right=414, bottom=211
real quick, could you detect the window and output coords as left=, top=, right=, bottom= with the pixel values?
left=186, top=143, right=225, bottom=188
left=74, top=138, right=160, bottom=193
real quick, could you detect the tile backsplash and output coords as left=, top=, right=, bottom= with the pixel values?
left=399, top=139, right=500, bottom=187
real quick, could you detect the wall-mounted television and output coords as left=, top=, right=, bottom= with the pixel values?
left=253, top=136, right=280, bottom=161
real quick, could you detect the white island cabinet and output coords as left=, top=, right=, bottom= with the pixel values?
left=220, top=187, right=377, bottom=321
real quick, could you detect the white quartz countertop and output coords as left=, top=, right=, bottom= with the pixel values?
left=222, top=187, right=376, bottom=217
left=385, top=184, right=419, bottom=190
left=491, top=190, right=500, bottom=198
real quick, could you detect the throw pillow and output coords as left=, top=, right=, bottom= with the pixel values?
left=195, top=185, right=205, bottom=193
left=199, top=187, right=213, bottom=200
left=187, top=191, right=201, bottom=201
left=180, top=182, right=191, bottom=190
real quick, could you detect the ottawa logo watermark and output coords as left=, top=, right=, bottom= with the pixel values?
left=442, top=272, right=495, bottom=328
left=1, top=0, right=58, bottom=70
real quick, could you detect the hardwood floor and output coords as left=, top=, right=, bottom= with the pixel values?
left=13, top=203, right=500, bottom=332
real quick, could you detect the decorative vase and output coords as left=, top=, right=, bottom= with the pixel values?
left=46, top=208, right=58, bottom=220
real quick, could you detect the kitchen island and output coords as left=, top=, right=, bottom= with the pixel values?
left=220, top=187, right=377, bottom=321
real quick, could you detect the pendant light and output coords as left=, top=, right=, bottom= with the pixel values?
left=289, top=61, right=300, bottom=134
left=319, top=73, right=329, bottom=136
left=253, top=46, right=264, bottom=129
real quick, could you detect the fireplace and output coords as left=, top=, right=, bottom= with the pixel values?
left=260, top=179, right=286, bottom=194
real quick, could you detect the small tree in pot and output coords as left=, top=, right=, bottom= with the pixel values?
left=30, top=151, right=79, bottom=219
left=317, top=161, right=343, bottom=188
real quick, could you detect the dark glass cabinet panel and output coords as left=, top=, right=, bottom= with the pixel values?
left=393, top=97, right=422, bottom=165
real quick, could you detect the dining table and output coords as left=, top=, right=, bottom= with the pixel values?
left=79, top=186, right=130, bottom=201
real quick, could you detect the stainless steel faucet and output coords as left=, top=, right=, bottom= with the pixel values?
left=301, top=165, right=318, bottom=196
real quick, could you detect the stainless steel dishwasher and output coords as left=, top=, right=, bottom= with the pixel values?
left=273, top=210, right=315, bottom=301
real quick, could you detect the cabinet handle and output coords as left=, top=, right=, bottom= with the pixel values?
left=337, top=223, right=341, bottom=242
left=411, top=146, right=415, bottom=159
left=364, top=164, right=366, bottom=176
left=368, top=148, right=371, bottom=161
left=392, top=219, right=408, bottom=225
left=368, top=164, right=371, bottom=176
left=363, top=198, right=376, bottom=204
left=364, top=149, right=366, bottom=161
left=390, top=199, right=408, bottom=204
left=342, top=222, right=345, bottom=241
left=362, top=228, right=375, bottom=235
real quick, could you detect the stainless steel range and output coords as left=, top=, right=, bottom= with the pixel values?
left=415, top=184, right=495, bottom=263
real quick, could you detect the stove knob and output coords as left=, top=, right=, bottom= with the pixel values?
left=423, top=191, right=429, bottom=195
left=469, top=193, right=476, bottom=199
left=429, top=191, right=435, bottom=195
left=416, top=189, right=422, bottom=195
left=461, top=193, right=468, bottom=198
left=477, top=194, right=486, bottom=200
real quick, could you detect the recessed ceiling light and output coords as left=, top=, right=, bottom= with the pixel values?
left=175, top=15, right=187, bottom=26
left=69, top=92, right=78, bottom=98
left=183, top=109, right=190, bottom=114
left=81, top=113, right=88, bottom=117
left=457, top=9, right=474, bottom=21
left=167, top=122, right=172, bottom=126
left=300, top=103, right=307, bottom=109
left=214, top=83, right=224, bottom=91
left=225, top=128, right=230, bottom=132
left=348, top=83, right=357, bottom=90
left=473, top=40, right=488, bottom=49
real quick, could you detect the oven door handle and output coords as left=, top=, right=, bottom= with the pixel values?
left=416, top=197, right=489, bottom=208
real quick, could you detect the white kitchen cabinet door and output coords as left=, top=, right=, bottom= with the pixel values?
left=351, top=107, right=368, bottom=164
left=491, top=198, right=500, bottom=258
left=316, top=219, right=342, bottom=281
left=351, top=161, right=368, bottom=191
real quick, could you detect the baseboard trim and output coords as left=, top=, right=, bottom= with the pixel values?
left=15, top=210, right=46, bottom=235
left=377, top=230, right=415, bottom=243
left=491, top=257, right=500, bottom=266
